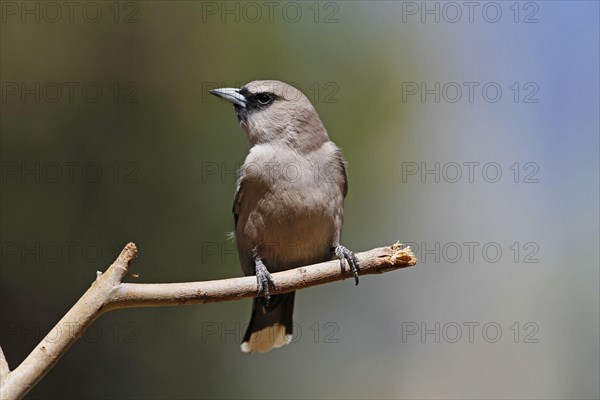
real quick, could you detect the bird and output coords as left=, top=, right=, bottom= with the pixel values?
left=209, top=80, right=359, bottom=353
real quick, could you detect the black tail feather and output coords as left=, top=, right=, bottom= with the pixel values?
left=241, top=292, right=295, bottom=353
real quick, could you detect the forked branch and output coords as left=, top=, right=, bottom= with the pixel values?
left=0, top=242, right=416, bottom=400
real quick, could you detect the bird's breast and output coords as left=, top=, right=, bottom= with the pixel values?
left=235, top=145, right=344, bottom=272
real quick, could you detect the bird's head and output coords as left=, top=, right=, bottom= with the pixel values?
left=210, top=80, right=329, bottom=150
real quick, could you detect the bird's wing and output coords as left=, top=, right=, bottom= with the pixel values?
left=232, top=177, right=243, bottom=229
left=231, top=173, right=256, bottom=277
left=335, top=148, right=349, bottom=198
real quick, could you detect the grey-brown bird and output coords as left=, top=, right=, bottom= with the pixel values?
left=210, top=80, right=359, bottom=353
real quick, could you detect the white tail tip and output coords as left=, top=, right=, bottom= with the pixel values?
left=241, top=324, right=292, bottom=354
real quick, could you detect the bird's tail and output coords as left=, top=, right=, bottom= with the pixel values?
left=241, top=292, right=295, bottom=354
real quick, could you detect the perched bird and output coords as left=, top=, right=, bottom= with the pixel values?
left=210, top=80, right=359, bottom=353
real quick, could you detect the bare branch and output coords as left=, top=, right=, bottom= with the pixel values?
left=0, top=242, right=416, bottom=400
left=0, top=243, right=137, bottom=400
left=0, top=346, right=10, bottom=382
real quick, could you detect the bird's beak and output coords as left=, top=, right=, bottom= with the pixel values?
left=209, top=88, right=246, bottom=108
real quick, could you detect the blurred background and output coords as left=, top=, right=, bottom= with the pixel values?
left=1, top=1, right=598, bottom=399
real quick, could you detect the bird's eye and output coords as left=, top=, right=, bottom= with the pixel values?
left=255, top=93, right=273, bottom=105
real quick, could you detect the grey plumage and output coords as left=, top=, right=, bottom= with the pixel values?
left=210, top=80, right=358, bottom=353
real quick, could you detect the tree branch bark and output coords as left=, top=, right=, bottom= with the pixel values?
left=0, top=242, right=416, bottom=400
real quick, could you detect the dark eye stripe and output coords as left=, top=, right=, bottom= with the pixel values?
left=239, top=89, right=276, bottom=110
left=238, top=87, right=251, bottom=98
left=255, top=93, right=272, bottom=105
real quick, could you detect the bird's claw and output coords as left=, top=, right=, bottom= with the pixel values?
left=335, top=245, right=360, bottom=285
left=255, top=259, right=275, bottom=307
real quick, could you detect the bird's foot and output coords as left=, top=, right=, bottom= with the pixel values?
left=255, top=259, right=275, bottom=307
left=334, top=245, right=360, bottom=285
